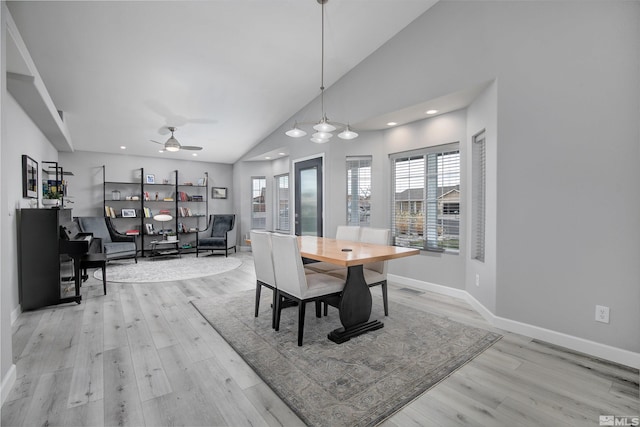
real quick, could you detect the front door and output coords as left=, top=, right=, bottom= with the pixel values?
left=294, top=157, right=323, bottom=236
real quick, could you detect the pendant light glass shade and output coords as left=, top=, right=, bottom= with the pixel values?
left=338, top=125, right=358, bottom=140
left=310, top=137, right=329, bottom=144
left=313, top=118, right=336, bottom=133
left=312, top=131, right=333, bottom=139
left=285, top=125, right=307, bottom=138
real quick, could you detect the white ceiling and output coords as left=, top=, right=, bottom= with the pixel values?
left=7, top=0, right=440, bottom=164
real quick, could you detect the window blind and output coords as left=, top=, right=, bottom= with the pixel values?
left=251, top=177, right=266, bottom=229
left=390, top=143, right=460, bottom=252
left=346, top=156, right=372, bottom=226
left=472, top=130, right=486, bottom=262
left=275, top=174, right=289, bottom=231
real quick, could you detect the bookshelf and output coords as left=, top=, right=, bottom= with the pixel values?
left=103, top=167, right=208, bottom=256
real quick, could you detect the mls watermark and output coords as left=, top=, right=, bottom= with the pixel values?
left=600, top=415, right=640, bottom=426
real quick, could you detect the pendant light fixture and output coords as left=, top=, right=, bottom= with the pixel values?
left=285, top=0, right=358, bottom=143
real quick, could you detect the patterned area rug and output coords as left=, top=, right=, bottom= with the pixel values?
left=94, top=254, right=242, bottom=283
left=192, top=290, right=501, bottom=427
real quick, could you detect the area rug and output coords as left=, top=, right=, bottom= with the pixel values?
left=93, top=254, right=242, bottom=283
left=191, top=290, right=501, bottom=427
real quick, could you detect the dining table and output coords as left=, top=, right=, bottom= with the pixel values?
left=297, top=235, right=419, bottom=343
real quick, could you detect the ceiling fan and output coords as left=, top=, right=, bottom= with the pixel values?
left=151, top=127, right=203, bottom=152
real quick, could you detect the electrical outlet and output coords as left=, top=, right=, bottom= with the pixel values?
left=595, top=305, right=610, bottom=323
left=475, top=274, right=480, bottom=287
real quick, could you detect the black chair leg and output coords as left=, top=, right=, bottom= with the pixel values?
left=315, top=301, right=322, bottom=318
left=254, top=281, right=262, bottom=317
left=271, top=289, right=278, bottom=329
left=382, top=281, right=389, bottom=316
left=102, top=265, right=107, bottom=295
left=298, top=302, right=306, bottom=346
left=274, top=291, right=282, bottom=331
left=323, top=302, right=328, bottom=316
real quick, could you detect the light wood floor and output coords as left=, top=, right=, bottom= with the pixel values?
left=2, top=252, right=638, bottom=426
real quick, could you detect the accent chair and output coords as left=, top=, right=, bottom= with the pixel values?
left=76, top=216, right=137, bottom=262
left=196, top=214, right=237, bottom=257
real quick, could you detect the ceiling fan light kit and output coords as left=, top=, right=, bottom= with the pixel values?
left=151, top=126, right=203, bottom=152
left=285, top=0, right=358, bottom=144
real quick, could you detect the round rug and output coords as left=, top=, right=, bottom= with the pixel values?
left=93, top=254, right=242, bottom=283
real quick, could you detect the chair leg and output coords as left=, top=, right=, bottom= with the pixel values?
left=298, top=302, right=306, bottom=346
left=102, top=265, right=107, bottom=295
left=315, top=301, right=322, bottom=318
left=323, top=301, right=328, bottom=316
left=254, top=281, right=262, bottom=317
left=381, top=281, right=389, bottom=316
left=271, top=288, right=278, bottom=329
left=274, top=291, right=282, bottom=331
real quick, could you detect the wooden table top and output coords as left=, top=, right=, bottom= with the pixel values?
left=297, top=235, right=419, bottom=267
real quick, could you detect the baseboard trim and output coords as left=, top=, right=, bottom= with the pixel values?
left=1, top=364, right=16, bottom=405
left=11, top=305, right=21, bottom=325
left=388, top=274, right=640, bottom=369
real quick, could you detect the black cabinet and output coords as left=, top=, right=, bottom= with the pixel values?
left=18, top=208, right=77, bottom=310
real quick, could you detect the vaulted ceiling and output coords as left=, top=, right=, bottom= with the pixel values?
left=7, top=1, right=439, bottom=163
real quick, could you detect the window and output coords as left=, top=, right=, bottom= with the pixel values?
left=472, top=130, right=486, bottom=262
left=391, top=143, right=460, bottom=252
left=275, top=174, right=290, bottom=232
left=346, top=156, right=372, bottom=226
left=251, top=177, right=266, bottom=229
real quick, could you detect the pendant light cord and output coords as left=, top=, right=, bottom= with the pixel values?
left=320, top=0, right=325, bottom=118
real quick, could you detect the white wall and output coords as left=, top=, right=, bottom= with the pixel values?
left=2, top=93, right=59, bottom=323
left=235, top=1, right=640, bottom=354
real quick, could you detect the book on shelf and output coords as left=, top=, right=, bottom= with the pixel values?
left=163, top=197, right=174, bottom=201
left=125, top=229, right=140, bottom=236
left=191, top=195, right=203, bottom=201
left=159, top=209, right=171, bottom=215
left=104, top=206, right=116, bottom=218
left=143, top=207, right=152, bottom=218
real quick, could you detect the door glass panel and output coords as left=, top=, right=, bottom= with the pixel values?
left=300, top=168, right=318, bottom=236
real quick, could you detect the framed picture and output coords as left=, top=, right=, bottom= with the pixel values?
left=212, top=187, right=227, bottom=199
left=145, top=223, right=154, bottom=234
left=22, top=155, right=38, bottom=199
left=121, top=208, right=137, bottom=218
left=145, top=174, right=155, bottom=184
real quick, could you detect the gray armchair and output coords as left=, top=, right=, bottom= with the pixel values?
left=196, top=214, right=237, bottom=257
left=76, top=216, right=137, bottom=262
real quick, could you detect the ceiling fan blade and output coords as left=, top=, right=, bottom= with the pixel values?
left=180, top=146, right=203, bottom=151
left=150, top=140, right=165, bottom=145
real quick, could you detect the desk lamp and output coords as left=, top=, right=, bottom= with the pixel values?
left=153, top=214, right=173, bottom=240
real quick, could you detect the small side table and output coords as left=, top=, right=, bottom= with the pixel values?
left=150, top=240, right=181, bottom=259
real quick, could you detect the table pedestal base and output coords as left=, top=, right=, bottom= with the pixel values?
left=328, top=320, right=384, bottom=344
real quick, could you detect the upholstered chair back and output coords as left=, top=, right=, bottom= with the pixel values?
left=359, top=227, right=391, bottom=274
left=335, top=225, right=361, bottom=242
left=77, top=216, right=112, bottom=243
left=250, top=231, right=275, bottom=287
left=211, top=214, right=234, bottom=237
left=270, top=234, right=307, bottom=299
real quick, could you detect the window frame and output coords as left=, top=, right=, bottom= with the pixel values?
left=390, top=142, right=460, bottom=254
left=251, top=176, right=267, bottom=230
left=346, top=156, right=372, bottom=226
left=274, top=173, right=290, bottom=232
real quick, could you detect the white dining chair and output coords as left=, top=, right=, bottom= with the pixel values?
left=305, top=225, right=360, bottom=274
left=271, top=234, right=345, bottom=346
left=250, top=230, right=278, bottom=328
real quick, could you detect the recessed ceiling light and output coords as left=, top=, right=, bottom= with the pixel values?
left=426, top=109, right=438, bottom=115
left=120, top=145, right=126, bottom=150
left=159, top=150, right=164, bottom=153
left=278, top=152, right=286, bottom=156
left=387, top=122, right=397, bottom=126
left=265, top=156, right=271, bottom=160
left=192, top=153, right=198, bottom=157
